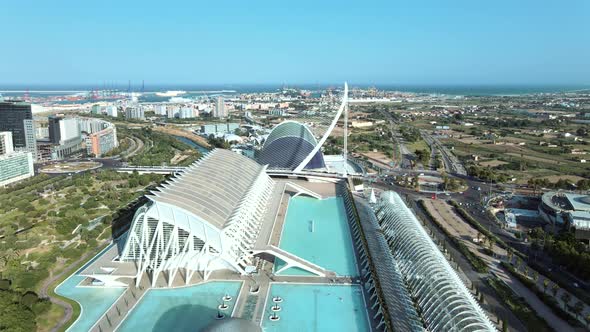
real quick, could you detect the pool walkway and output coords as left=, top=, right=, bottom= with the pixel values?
left=89, top=277, right=151, bottom=332
left=252, top=244, right=336, bottom=277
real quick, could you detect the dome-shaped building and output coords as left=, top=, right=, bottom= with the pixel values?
left=257, top=121, right=325, bottom=170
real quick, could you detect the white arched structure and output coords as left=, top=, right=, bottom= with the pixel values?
left=119, top=149, right=332, bottom=287
left=120, top=149, right=275, bottom=287
left=374, top=192, right=495, bottom=332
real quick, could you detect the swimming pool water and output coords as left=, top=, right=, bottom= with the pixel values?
left=117, top=281, right=242, bottom=331
left=275, top=196, right=357, bottom=276
left=262, top=284, right=370, bottom=332
left=55, top=244, right=126, bottom=332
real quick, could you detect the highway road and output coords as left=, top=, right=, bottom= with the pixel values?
left=422, top=130, right=467, bottom=176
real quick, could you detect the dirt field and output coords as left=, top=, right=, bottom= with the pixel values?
left=541, top=175, right=587, bottom=183
left=456, top=137, right=490, bottom=145
left=422, top=199, right=506, bottom=259
left=361, top=151, right=393, bottom=166
left=478, top=159, right=509, bottom=167
left=505, top=152, right=561, bottom=165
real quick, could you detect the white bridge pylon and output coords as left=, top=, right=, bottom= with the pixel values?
left=293, top=82, right=349, bottom=173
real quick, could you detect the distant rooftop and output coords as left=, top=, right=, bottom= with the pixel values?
left=564, top=193, right=590, bottom=211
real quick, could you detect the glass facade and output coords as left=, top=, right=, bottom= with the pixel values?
left=0, top=151, right=34, bottom=186
left=0, top=102, right=37, bottom=158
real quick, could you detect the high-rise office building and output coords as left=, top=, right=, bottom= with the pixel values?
left=48, top=115, right=62, bottom=144
left=48, top=116, right=80, bottom=144
left=59, top=118, right=81, bottom=143
left=0, top=101, right=37, bottom=158
left=214, top=96, right=226, bottom=118
left=0, top=132, right=14, bottom=156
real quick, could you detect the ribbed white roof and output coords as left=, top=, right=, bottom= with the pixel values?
left=147, top=149, right=266, bottom=229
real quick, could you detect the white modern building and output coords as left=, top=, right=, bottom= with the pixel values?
left=112, top=149, right=327, bottom=287
left=0, top=151, right=34, bottom=187
left=125, top=107, right=145, bottom=120
left=0, top=132, right=14, bottom=156
left=167, top=107, right=179, bottom=118
left=214, top=96, right=226, bottom=118
left=106, top=105, right=118, bottom=117
left=179, top=107, right=196, bottom=119
left=155, top=105, right=167, bottom=116
left=59, top=118, right=81, bottom=143
left=120, top=149, right=274, bottom=284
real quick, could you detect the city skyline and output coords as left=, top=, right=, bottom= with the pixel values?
left=1, top=0, right=589, bottom=85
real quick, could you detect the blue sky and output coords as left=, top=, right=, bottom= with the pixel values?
left=1, top=0, right=589, bottom=85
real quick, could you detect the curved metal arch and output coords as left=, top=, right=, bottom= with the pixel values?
left=458, top=320, right=494, bottom=331
left=420, top=283, right=460, bottom=314
left=294, top=82, right=348, bottom=172
left=375, top=191, right=495, bottom=332
left=262, top=120, right=320, bottom=149
left=427, top=295, right=473, bottom=328
left=435, top=307, right=484, bottom=331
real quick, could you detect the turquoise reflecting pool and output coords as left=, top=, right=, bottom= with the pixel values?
left=275, top=196, right=357, bottom=276
left=262, top=284, right=370, bottom=332
left=56, top=245, right=126, bottom=332
left=118, top=281, right=242, bottom=331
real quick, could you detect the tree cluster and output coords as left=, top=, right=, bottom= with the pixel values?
left=530, top=228, right=590, bottom=279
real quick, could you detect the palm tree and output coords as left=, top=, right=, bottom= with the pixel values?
left=488, top=237, right=495, bottom=252
left=573, top=300, right=584, bottom=319
left=507, top=247, right=514, bottom=262
left=543, top=278, right=549, bottom=294
left=561, top=292, right=571, bottom=310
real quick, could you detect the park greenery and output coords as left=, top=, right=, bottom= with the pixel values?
left=485, top=276, right=552, bottom=331
left=399, top=125, right=421, bottom=142
left=349, top=128, right=394, bottom=158
left=441, top=175, right=465, bottom=191
left=0, top=283, right=51, bottom=331
left=414, top=149, right=429, bottom=165
left=206, top=134, right=231, bottom=149
left=0, top=170, right=164, bottom=329
left=529, top=228, right=590, bottom=280
left=123, top=127, right=201, bottom=166
left=528, top=177, right=590, bottom=192
left=467, top=164, right=510, bottom=183
left=324, top=136, right=344, bottom=155
left=501, top=261, right=584, bottom=327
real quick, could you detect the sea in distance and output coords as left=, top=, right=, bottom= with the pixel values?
left=1, top=83, right=589, bottom=98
